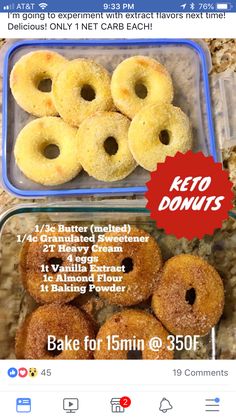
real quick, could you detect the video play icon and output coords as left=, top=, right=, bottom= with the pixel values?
left=63, top=398, right=79, bottom=413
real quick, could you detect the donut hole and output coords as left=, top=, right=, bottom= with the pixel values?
left=127, top=349, right=143, bottom=360
left=45, top=342, right=63, bottom=358
left=48, top=257, right=63, bottom=273
left=81, top=84, right=96, bottom=101
left=159, top=130, right=171, bottom=145
left=135, top=81, right=148, bottom=99
left=104, top=136, right=118, bottom=156
left=43, top=144, right=60, bottom=159
left=185, top=288, right=196, bottom=306
left=122, top=257, right=134, bottom=273
left=38, top=78, right=52, bottom=92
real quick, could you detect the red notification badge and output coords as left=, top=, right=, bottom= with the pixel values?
left=120, top=396, right=131, bottom=408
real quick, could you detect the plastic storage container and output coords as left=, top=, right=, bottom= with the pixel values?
left=211, top=69, right=236, bottom=150
left=1, top=202, right=234, bottom=360
left=2, top=39, right=217, bottom=198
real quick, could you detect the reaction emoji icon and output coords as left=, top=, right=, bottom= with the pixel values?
left=29, top=368, right=38, bottom=378
left=18, top=367, right=28, bottom=378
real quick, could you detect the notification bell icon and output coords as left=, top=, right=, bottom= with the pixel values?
left=159, top=398, right=173, bottom=413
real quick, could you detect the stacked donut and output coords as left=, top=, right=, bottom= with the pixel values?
left=16, top=224, right=224, bottom=360
left=11, top=50, right=192, bottom=186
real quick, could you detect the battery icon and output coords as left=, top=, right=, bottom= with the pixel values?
left=216, top=3, right=233, bottom=10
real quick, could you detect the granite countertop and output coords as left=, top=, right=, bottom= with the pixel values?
left=0, top=38, right=235, bottom=360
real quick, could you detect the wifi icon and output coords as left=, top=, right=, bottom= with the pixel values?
left=39, top=2, right=48, bottom=9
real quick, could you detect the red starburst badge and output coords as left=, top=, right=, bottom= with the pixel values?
left=145, top=151, right=234, bottom=240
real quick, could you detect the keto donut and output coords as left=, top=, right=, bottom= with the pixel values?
left=91, top=226, right=162, bottom=305
left=128, top=103, right=192, bottom=171
left=152, top=254, right=225, bottom=336
left=77, top=112, right=137, bottom=182
left=14, top=117, right=82, bottom=186
left=19, top=226, right=90, bottom=304
left=52, top=58, right=114, bottom=126
left=95, top=310, right=173, bottom=360
left=111, top=55, right=173, bottom=119
left=10, top=50, right=67, bottom=117
left=15, top=304, right=95, bottom=359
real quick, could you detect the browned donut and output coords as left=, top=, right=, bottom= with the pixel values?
left=91, top=226, right=162, bottom=306
left=95, top=310, right=173, bottom=360
left=152, top=254, right=225, bottom=336
left=19, top=225, right=90, bottom=304
left=15, top=304, right=95, bottom=360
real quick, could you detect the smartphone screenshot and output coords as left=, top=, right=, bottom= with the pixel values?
left=0, top=0, right=235, bottom=417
